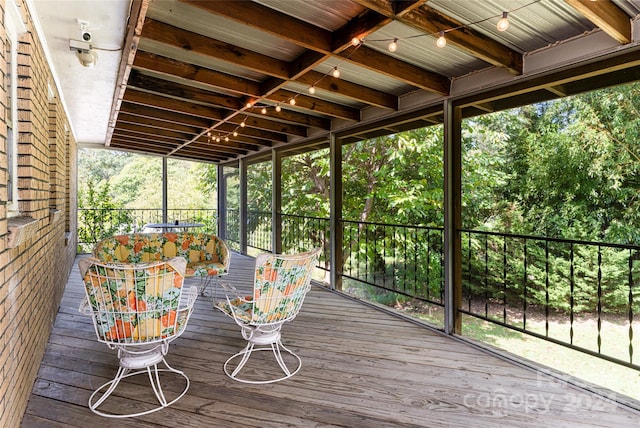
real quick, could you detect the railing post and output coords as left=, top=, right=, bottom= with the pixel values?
left=217, top=164, right=226, bottom=239
left=272, top=149, right=282, bottom=254
left=239, top=158, right=248, bottom=255
left=330, top=132, right=343, bottom=291
left=162, top=157, right=168, bottom=224
left=444, top=99, right=463, bottom=335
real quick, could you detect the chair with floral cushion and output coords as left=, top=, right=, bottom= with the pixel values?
left=78, top=256, right=198, bottom=418
left=215, top=248, right=321, bottom=384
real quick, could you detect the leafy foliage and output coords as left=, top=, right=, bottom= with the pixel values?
left=77, top=179, right=132, bottom=252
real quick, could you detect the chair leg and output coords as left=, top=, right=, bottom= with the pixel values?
left=89, top=366, right=129, bottom=411
left=198, top=275, right=219, bottom=297
left=226, top=342, right=255, bottom=378
left=88, top=357, right=190, bottom=418
left=223, top=339, right=302, bottom=384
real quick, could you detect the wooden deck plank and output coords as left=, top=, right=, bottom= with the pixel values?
left=22, top=253, right=640, bottom=427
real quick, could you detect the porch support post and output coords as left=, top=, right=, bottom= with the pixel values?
left=239, top=158, right=248, bottom=255
left=444, top=99, right=463, bottom=335
left=272, top=149, right=282, bottom=254
left=330, top=132, right=343, bottom=291
left=217, top=164, right=226, bottom=239
left=162, top=157, right=168, bottom=223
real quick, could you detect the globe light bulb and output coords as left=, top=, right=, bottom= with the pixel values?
left=289, top=98, right=296, bottom=106
left=246, top=101, right=253, bottom=108
left=497, top=12, right=509, bottom=32
left=436, top=31, right=446, bottom=48
left=240, top=121, right=246, bottom=127
left=388, top=38, right=398, bottom=53
left=332, top=67, right=340, bottom=78
left=351, top=37, right=361, bottom=46
left=233, top=131, right=238, bottom=137
left=261, top=107, right=267, bottom=114
left=308, top=86, right=316, bottom=95
left=275, top=104, right=281, bottom=112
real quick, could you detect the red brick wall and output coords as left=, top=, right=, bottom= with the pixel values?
left=0, top=1, right=78, bottom=426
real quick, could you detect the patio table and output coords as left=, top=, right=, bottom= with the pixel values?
left=143, top=221, right=204, bottom=232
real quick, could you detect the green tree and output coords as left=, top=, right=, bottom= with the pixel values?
left=77, top=179, right=132, bottom=252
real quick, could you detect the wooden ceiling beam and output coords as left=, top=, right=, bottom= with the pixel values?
left=266, top=90, right=360, bottom=121
left=133, top=51, right=262, bottom=97
left=123, top=89, right=225, bottom=120
left=404, top=6, right=523, bottom=74
left=111, top=137, right=229, bottom=161
left=127, top=71, right=244, bottom=110
left=341, top=46, right=449, bottom=95
left=117, top=113, right=265, bottom=150
left=115, top=122, right=188, bottom=142
left=118, top=113, right=201, bottom=136
left=211, top=123, right=280, bottom=144
left=109, top=141, right=174, bottom=156
left=123, top=89, right=305, bottom=137
left=240, top=109, right=329, bottom=130
left=331, top=9, right=391, bottom=51
left=297, top=70, right=397, bottom=110
left=130, top=69, right=329, bottom=129
left=564, top=0, right=631, bottom=44
left=182, top=0, right=333, bottom=52
left=114, top=127, right=248, bottom=156
left=353, top=0, right=523, bottom=75
left=227, top=115, right=306, bottom=138
left=192, top=133, right=268, bottom=149
left=141, top=18, right=290, bottom=79
left=173, top=144, right=235, bottom=161
left=112, top=131, right=182, bottom=147
left=119, top=102, right=213, bottom=128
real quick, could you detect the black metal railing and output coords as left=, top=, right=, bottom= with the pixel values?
left=460, top=228, right=640, bottom=370
left=77, top=208, right=217, bottom=252
left=341, top=220, right=445, bottom=310
left=247, top=210, right=272, bottom=253
left=225, top=208, right=240, bottom=251
left=282, top=213, right=330, bottom=270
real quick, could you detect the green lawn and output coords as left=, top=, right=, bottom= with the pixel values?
left=461, top=315, right=640, bottom=401
left=344, top=280, right=640, bottom=403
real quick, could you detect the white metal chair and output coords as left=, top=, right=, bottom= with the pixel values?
left=215, top=248, right=321, bottom=384
left=78, top=256, right=197, bottom=418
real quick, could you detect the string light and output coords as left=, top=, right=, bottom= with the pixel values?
left=497, top=11, right=509, bottom=31
left=436, top=31, right=446, bottom=48
left=204, top=2, right=534, bottom=151
left=388, top=38, right=398, bottom=53
left=360, top=2, right=534, bottom=54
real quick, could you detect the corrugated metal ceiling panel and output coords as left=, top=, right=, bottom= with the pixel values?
left=253, top=0, right=367, bottom=31
left=429, top=0, right=596, bottom=52
left=147, top=0, right=305, bottom=61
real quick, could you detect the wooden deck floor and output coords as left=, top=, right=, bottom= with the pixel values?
left=22, top=253, right=640, bottom=427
